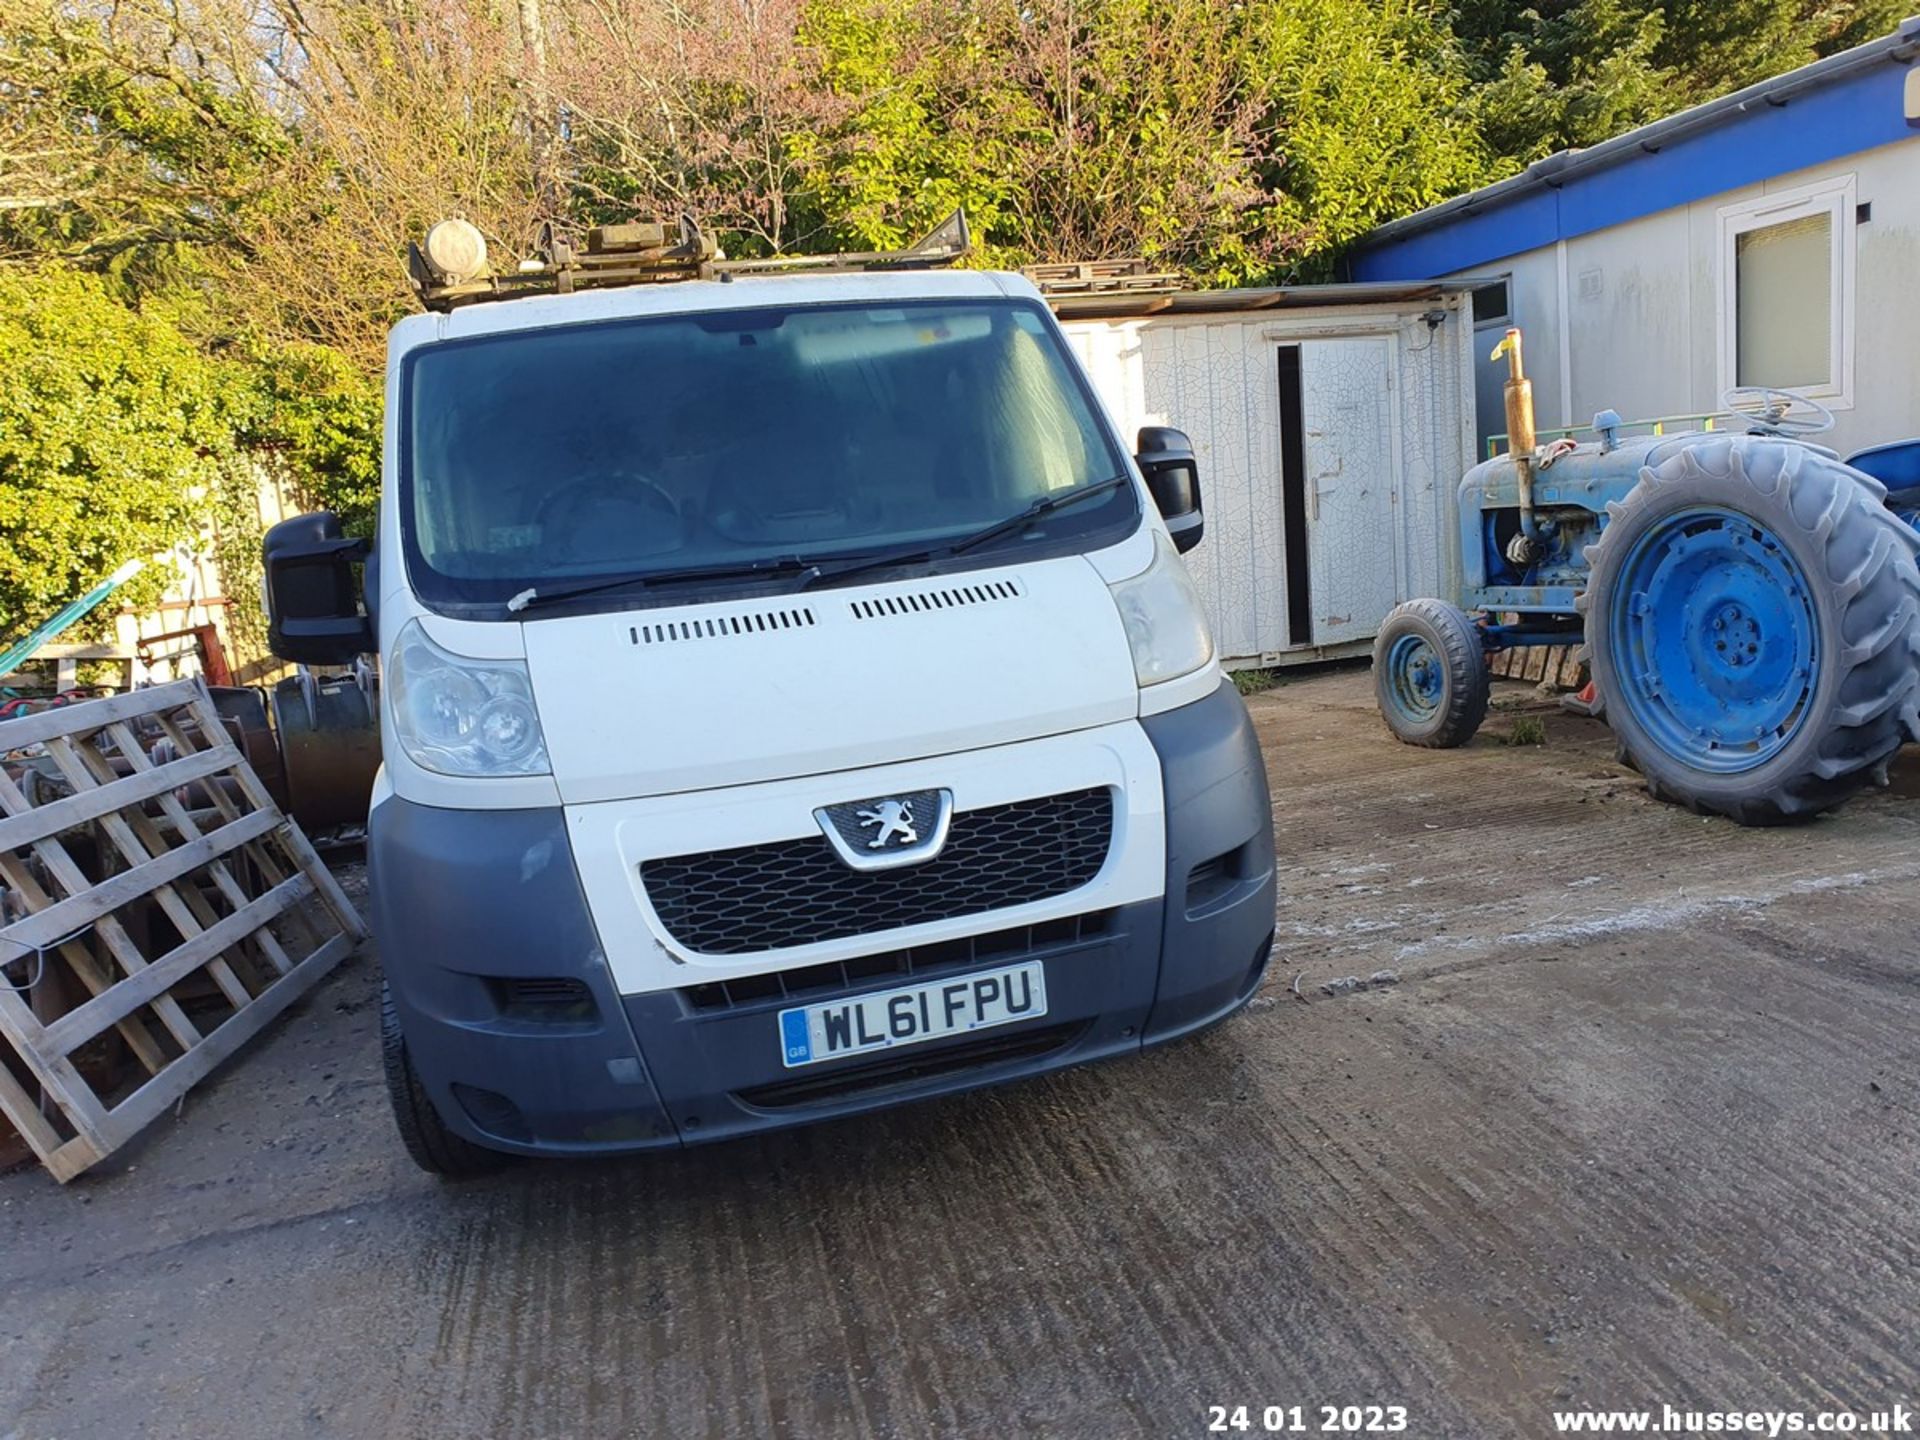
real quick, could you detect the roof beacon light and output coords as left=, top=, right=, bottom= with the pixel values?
left=422, top=219, right=489, bottom=286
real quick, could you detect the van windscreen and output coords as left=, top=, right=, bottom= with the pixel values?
left=400, top=297, right=1134, bottom=611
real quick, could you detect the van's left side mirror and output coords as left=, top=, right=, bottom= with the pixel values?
left=263, top=511, right=374, bottom=664
left=1135, top=426, right=1204, bottom=553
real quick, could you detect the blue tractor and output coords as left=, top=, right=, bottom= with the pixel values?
left=1374, top=328, right=1920, bottom=824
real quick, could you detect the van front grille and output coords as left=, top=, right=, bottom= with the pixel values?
left=679, top=910, right=1115, bottom=1012
left=641, top=788, right=1114, bottom=954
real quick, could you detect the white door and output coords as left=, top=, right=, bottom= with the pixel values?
left=1299, top=338, right=1398, bottom=647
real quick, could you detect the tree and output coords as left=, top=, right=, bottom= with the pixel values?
left=792, top=0, right=1493, bottom=283
left=1250, top=0, right=1494, bottom=273
left=1453, top=0, right=1906, bottom=158
left=0, top=270, right=238, bottom=633
left=243, top=343, right=383, bottom=537
left=213, top=0, right=551, bottom=367
left=0, top=0, right=289, bottom=286
left=558, top=0, right=850, bottom=255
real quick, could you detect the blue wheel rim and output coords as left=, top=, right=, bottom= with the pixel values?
left=1609, top=506, right=1817, bottom=774
left=1385, top=631, right=1447, bottom=724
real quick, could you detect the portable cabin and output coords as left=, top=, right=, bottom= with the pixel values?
left=1347, top=17, right=1920, bottom=459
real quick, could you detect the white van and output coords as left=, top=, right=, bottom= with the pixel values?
left=263, top=220, right=1276, bottom=1174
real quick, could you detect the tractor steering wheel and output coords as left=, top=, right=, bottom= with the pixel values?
left=1718, top=386, right=1835, bottom=438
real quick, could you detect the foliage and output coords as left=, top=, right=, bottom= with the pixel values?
left=0, top=270, right=239, bottom=634
left=1249, top=0, right=1494, bottom=275
left=244, top=346, right=383, bottom=537
left=212, top=345, right=383, bottom=659
left=794, top=0, right=1024, bottom=259
left=1452, top=0, right=1904, bottom=157
left=790, top=0, right=1494, bottom=283
left=1503, top=714, right=1548, bottom=746
left=0, top=268, right=380, bottom=649
left=0, top=0, right=1901, bottom=655
left=0, top=0, right=290, bottom=286
left=8, top=0, right=1897, bottom=304
left=564, top=0, right=850, bottom=255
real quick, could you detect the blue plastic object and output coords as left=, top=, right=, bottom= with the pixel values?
left=1381, top=631, right=1445, bottom=726
left=0, top=559, right=144, bottom=682
left=1605, top=506, right=1816, bottom=774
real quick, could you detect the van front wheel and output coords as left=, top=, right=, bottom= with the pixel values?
left=380, top=980, right=511, bottom=1179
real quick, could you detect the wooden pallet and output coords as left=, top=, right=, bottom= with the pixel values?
left=0, top=680, right=366, bottom=1182
left=1491, top=644, right=1587, bottom=690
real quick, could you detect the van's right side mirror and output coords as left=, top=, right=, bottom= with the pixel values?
left=1135, top=426, right=1204, bottom=553
left=263, top=511, right=375, bottom=664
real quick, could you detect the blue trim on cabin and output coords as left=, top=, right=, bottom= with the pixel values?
left=1353, top=59, right=1916, bottom=281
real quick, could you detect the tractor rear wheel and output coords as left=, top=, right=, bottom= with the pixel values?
left=1582, top=436, right=1920, bottom=824
left=1374, top=598, right=1490, bottom=747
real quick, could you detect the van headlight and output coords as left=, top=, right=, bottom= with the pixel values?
left=388, top=618, right=550, bottom=776
left=1107, top=530, right=1215, bottom=686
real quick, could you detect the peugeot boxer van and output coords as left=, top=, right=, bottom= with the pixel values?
left=263, top=219, right=1277, bottom=1174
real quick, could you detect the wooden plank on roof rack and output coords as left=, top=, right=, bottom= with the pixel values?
left=0, top=680, right=365, bottom=1183
left=1023, top=258, right=1185, bottom=297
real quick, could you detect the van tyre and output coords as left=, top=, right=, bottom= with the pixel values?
left=1581, top=437, right=1920, bottom=824
left=380, top=980, right=510, bottom=1178
left=1374, top=598, right=1490, bottom=747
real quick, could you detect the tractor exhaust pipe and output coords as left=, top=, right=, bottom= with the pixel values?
left=1492, top=328, right=1545, bottom=558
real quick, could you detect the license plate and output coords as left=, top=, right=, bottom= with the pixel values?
left=777, top=961, right=1048, bottom=1068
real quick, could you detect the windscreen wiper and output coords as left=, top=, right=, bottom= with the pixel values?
left=945, top=473, right=1131, bottom=557
left=800, top=474, right=1132, bottom=591
left=506, top=556, right=816, bottom=613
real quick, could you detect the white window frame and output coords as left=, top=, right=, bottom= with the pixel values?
left=1715, top=175, right=1856, bottom=409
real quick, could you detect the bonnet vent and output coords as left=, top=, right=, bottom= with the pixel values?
left=849, top=578, right=1025, bottom=621
left=630, top=607, right=816, bottom=645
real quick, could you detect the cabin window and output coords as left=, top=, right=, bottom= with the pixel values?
left=1470, top=281, right=1510, bottom=325
left=1717, top=177, right=1854, bottom=407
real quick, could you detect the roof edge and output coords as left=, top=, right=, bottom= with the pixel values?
left=1046, top=278, right=1483, bottom=321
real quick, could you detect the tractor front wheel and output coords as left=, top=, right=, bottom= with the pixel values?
left=1582, top=437, right=1920, bottom=824
left=1374, top=598, right=1490, bottom=748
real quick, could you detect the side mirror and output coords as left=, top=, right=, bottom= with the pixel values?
left=1135, top=426, right=1204, bottom=553
left=263, top=512, right=374, bottom=664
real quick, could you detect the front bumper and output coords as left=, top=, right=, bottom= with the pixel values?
left=370, top=680, right=1275, bottom=1157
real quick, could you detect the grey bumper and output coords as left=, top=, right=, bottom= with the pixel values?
left=1140, top=679, right=1277, bottom=1044
left=372, top=679, right=1275, bottom=1158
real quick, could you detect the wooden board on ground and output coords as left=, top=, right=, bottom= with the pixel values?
left=1491, top=645, right=1587, bottom=691
left=0, top=679, right=366, bottom=1182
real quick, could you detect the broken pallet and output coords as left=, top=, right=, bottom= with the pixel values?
left=0, top=680, right=366, bottom=1182
left=1491, top=644, right=1587, bottom=690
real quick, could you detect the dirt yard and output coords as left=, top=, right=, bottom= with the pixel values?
left=3, top=667, right=1917, bottom=1439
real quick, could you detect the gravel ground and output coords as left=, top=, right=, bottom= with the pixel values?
left=3, top=666, right=1916, bottom=1439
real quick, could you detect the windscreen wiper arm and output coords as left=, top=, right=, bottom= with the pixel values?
left=799, top=474, right=1132, bottom=591
left=944, top=473, right=1131, bottom=557
left=512, top=476, right=1135, bottom=608
left=506, top=556, right=816, bottom=613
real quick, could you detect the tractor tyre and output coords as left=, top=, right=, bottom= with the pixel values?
left=381, top=979, right=511, bottom=1179
left=1582, top=436, right=1920, bottom=824
left=1373, top=598, right=1490, bottom=748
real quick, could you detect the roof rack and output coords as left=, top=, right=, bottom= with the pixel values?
left=408, top=210, right=973, bottom=312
